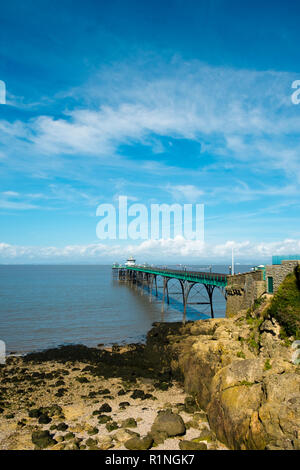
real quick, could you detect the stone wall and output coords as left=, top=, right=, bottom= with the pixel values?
left=265, top=260, right=300, bottom=293
left=225, top=271, right=265, bottom=318
left=226, top=260, right=300, bottom=316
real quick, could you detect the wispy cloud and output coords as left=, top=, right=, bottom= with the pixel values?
left=1, top=59, right=299, bottom=179
left=165, top=184, right=204, bottom=202
left=0, top=200, right=38, bottom=210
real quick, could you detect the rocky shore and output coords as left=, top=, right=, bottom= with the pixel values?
left=0, top=291, right=299, bottom=451
left=0, top=327, right=227, bottom=451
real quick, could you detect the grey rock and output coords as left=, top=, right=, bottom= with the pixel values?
left=179, top=440, right=207, bottom=450
left=121, top=418, right=137, bottom=428
left=151, top=411, right=186, bottom=437
left=124, top=435, right=153, bottom=450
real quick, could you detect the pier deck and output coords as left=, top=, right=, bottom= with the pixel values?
left=112, top=264, right=228, bottom=321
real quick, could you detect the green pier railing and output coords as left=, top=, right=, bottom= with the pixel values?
left=122, top=265, right=228, bottom=288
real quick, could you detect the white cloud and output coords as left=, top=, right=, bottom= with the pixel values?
left=0, top=200, right=38, bottom=210
left=1, top=191, right=20, bottom=197
left=0, top=237, right=300, bottom=263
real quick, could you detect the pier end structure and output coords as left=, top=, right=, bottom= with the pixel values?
left=226, top=256, right=300, bottom=317
left=225, top=270, right=266, bottom=318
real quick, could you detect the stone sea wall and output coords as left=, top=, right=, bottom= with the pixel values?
left=225, top=271, right=266, bottom=318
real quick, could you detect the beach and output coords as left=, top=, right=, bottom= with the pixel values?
left=0, top=326, right=227, bottom=451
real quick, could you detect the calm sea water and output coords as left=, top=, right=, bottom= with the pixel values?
left=0, top=265, right=252, bottom=354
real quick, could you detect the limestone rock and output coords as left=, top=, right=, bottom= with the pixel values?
left=189, top=320, right=218, bottom=336
left=260, top=319, right=280, bottom=336
left=179, top=440, right=207, bottom=450
left=99, top=403, right=112, bottom=413
left=64, top=441, right=79, bottom=450
left=112, top=428, right=139, bottom=443
left=151, top=411, right=185, bottom=437
left=56, top=422, right=68, bottom=431
left=98, top=414, right=112, bottom=423
left=85, top=437, right=99, bottom=449
left=184, top=396, right=198, bottom=413
left=176, top=321, right=300, bottom=451
left=207, top=360, right=265, bottom=449
left=87, top=426, right=98, bottom=435
left=258, top=373, right=300, bottom=449
left=38, top=414, right=51, bottom=424
left=148, top=430, right=168, bottom=445
left=185, top=420, right=199, bottom=430
left=195, top=429, right=214, bottom=441
left=97, top=435, right=113, bottom=450
left=124, top=435, right=153, bottom=450
left=31, top=430, right=56, bottom=449
left=121, top=418, right=137, bottom=428
left=106, top=421, right=119, bottom=432
left=50, top=443, right=66, bottom=450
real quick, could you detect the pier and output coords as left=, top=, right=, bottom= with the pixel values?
left=112, top=264, right=228, bottom=323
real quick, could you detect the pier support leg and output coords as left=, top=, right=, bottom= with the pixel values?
left=161, top=278, right=167, bottom=313
left=149, top=275, right=154, bottom=302
left=205, top=285, right=215, bottom=318
left=141, top=273, right=145, bottom=295
left=181, top=281, right=188, bottom=325
left=166, top=280, right=169, bottom=305
left=183, top=296, right=187, bottom=325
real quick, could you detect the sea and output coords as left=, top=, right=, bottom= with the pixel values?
left=0, top=264, right=253, bottom=354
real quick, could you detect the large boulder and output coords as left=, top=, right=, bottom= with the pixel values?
left=151, top=411, right=185, bottom=437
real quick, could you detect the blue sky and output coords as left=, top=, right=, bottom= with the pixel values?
left=0, top=0, right=300, bottom=264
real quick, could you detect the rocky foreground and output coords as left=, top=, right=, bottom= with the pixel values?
left=0, top=336, right=227, bottom=451
left=0, top=293, right=299, bottom=451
